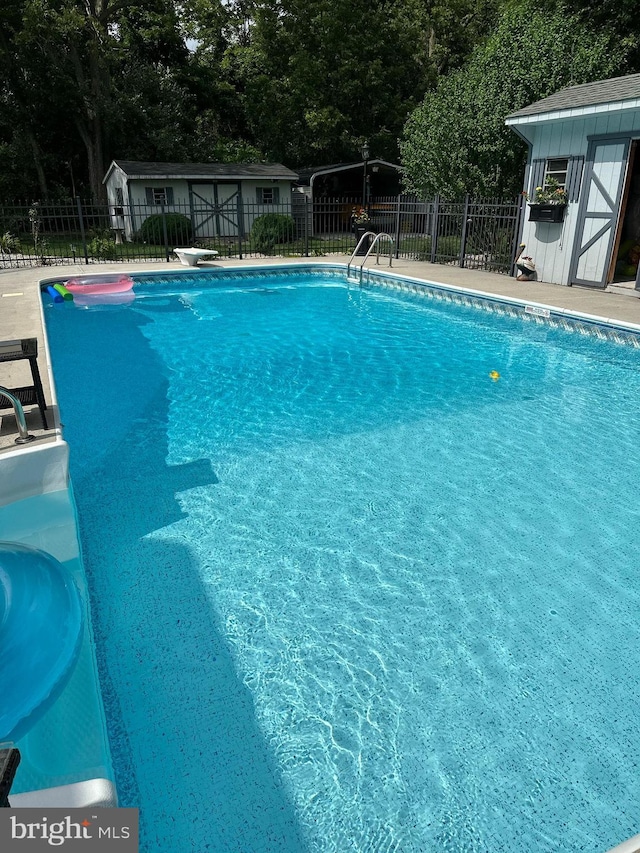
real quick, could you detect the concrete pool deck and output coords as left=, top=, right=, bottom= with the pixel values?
left=2, top=255, right=640, bottom=453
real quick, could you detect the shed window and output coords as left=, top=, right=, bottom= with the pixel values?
left=544, top=158, right=569, bottom=189
left=529, top=156, right=582, bottom=201
left=115, top=187, right=124, bottom=205
left=256, top=187, right=280, bottom=204
left=145, top=186, right=175, bottom=206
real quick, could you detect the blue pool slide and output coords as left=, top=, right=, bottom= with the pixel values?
left=0, top=542, right=83, bottom=743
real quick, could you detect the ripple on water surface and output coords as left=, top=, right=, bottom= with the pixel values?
left=45, top=277, right=640, bottom=852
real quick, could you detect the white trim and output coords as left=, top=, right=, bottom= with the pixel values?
left=124, top=172, right=296, bottom=182
left=506, top=97, right=640, bottom=126
left=11, top=779, right=117, bottom=808
left=102, top=160, right=125, bottom=185
left=604, top=834, right=640, bottom=853
left=0, top=442, right=69, bottom=507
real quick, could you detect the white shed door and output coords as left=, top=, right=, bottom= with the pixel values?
left=191, top=183, right=240, bottom=238
left=570, top=138, right=631, bottom=287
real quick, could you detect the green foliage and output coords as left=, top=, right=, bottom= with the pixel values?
left=138, top=213, right=193, bottom=245
left=219, top=0, right=434, bottom=164
left=524, top=176, right=567, bottom=204
left=437, top=235, right=462, bottom=257
left=552, top=0, right=640, bottom=68
left=87, top=230, right=118, bottom=260
left=28, top=201, right=50, bottom=260
left=250, top=213, right=296, bottom=254
left=399, top=235, right=432, bottom=260
left=0, top=232, right=20, bottom=253
left=425, top=0, right=502, bottom=75
left=401, top=0, right=633, bottom=198
left=0, top=0, right=638, bottom=200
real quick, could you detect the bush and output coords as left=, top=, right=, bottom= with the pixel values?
left=0, top=232, right=20, bottom=253
left=467, top=225, right=512, bottom=261
left=138, top=213, right=192, bottom=246
left=251, top=213, right=295, bottom=255
left=436, top=235, right=461, bottom=257
left=87, top=230, right=118, bottom=260
left=399, top=235, right=432, bottom=260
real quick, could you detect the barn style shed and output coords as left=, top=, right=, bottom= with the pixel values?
left=103, top=160, right=299, bottom=241
left=506, top=73, right=640, bottom=290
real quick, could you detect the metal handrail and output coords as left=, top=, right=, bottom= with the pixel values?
left=347, top=232, right=394, bottom=282
left=0, top=387, right=35, bottom=444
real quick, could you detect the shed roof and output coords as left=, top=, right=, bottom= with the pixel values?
left=104, top=160, right=299, bottom=183
left=507, top=73, right=640, bottom=122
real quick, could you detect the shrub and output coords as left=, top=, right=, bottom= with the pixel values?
left=467, top=225, right=512, bottom=261
left=87, top=233, right=118, bottom=260
left=436, top=235, right=461, bottom=257
left=0, top=232, right=20, bottom=253
left=251, top=213, right=295, bottom=255
left=138, top=213, right=192, bottom=245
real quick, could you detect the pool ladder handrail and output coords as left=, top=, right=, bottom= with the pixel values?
left=347, top=232, right=394, bottom=284
left=0, top=386, right=35, bottom=444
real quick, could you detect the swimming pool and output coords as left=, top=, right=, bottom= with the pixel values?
left=44, top=266, right=640, bottom=852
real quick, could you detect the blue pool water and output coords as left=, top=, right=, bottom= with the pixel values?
left=44, top=270, right=640, bottom=852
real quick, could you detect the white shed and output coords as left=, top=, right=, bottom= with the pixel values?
left=506, top=73, right=640, bottom=290
left=103, top=160, right=299, bottom=241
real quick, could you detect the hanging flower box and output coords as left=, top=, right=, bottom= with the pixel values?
left=528, top=203, right=567, bottom=223
left=523, top=177, right=568, bottom=223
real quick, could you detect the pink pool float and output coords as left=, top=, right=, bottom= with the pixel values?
left=64, top=274, right=134, bottom=295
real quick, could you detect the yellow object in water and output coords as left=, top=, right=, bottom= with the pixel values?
left=489, top=370, right=500, bottom=381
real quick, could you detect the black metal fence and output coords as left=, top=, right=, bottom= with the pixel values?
left=0, top=194, right=524, bottom=274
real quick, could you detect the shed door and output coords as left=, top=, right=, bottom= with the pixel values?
left=569, top=138, right=631, bottom=287
left=190, top=182, right=241, bottom=238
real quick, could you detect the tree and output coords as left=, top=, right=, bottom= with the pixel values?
left=0, top=0, right=194, bottom=200
left=0, top=0, right=68, bottom=197
left=400, top=0, right=636, bottom=198
left=210, top=0, right=433, bottom=166
left=0, top=0, right=505, bottom=198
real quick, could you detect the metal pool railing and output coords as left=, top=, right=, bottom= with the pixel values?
left=347, top=232, right=394, bottom=283
left=0, top=386, right=35, bottom=444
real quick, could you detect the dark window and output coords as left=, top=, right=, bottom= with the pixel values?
left=145, top=186, right=175, bottom=205
left=544, top=158, right=569, bottom=189
left=256, top=187, right=280, bottom=204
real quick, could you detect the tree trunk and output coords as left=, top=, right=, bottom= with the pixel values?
left=87, top=36, right=108, bottom=203
left=75, top=116, right=106, bottom=203
left=27, top=130, right=49, bottom=199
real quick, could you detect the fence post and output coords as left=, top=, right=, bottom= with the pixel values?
left=430, top=194, right=440, bottom=264
left=75, top=197, right=89, bottom=265
left=510, top=194, right=527, bottom=275
left=161, top=201, right=169, bottom=262
left=304, top=196, right=310, bottom=257
left=394, top=195, right=401, bottom=259
left=237, top=194, right=244, bottom=259
left=459, top=194, right=471, bottom=268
